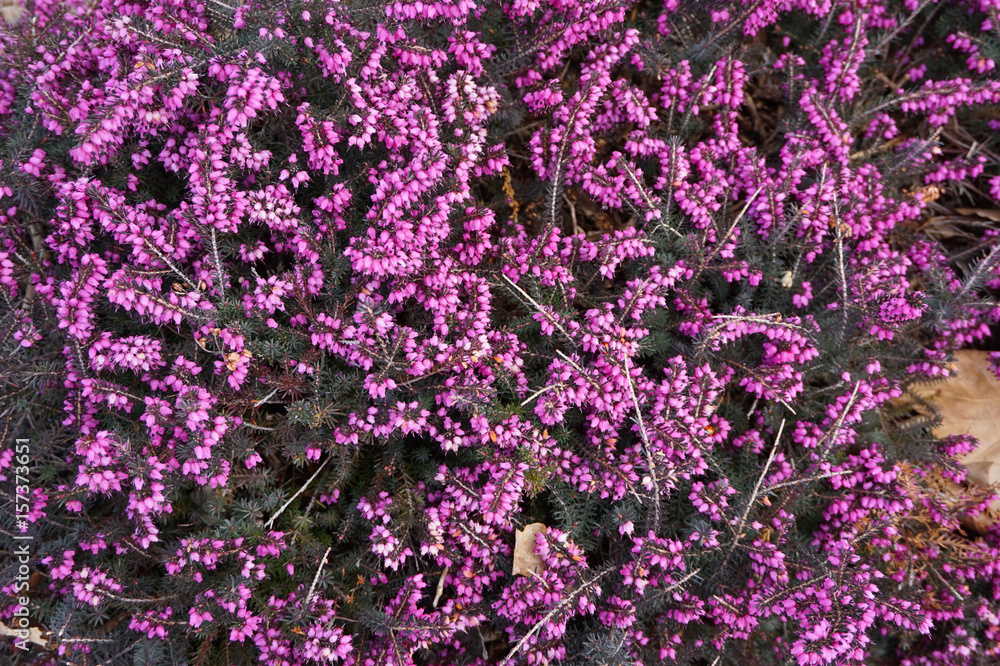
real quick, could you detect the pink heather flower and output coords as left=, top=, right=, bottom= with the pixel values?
left=363, top=374, right=397, bottom=399
left=6, top=2, right=1000, bottom=663
left=189, top=608, right=213, bottom=629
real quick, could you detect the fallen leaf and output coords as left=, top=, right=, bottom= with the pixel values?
left=913, top=184, right=943, bottom=203
left=909, top=350, right=1000, bottom=486
left=512, top=522, right=547, bottom=577
left=0, top=620, right=51, bottom=648
left=955, top=208, right=1000, bottom=223
left=432, top=565, right=449, bottom=608
left=0, top=0, right=24, bottom=25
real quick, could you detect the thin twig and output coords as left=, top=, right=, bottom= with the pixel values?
left=662, top=567, right=701, bottom=593
left=519, top=382, right=560, bottom=408
left=724, top=185, right=763, bottom=245
left=625, top=356, right=660, bottom=529
left=564, top=193, right=582, bottom=235
left=714, top=419, right=786, bottom=579
left=814, top=382, right=863, bottom=455
left=209, top=227, right=226, bottom=297
left=502, top=274, right=574, bottom=342
left=253, top=388, right=280, bottom=408
left=736, top=418, right=785, bottom=534
left=834, top=210, right=851, bottom=339
left=304, top=547, right=332, bottom=609
left=265, top=457, right=331, bottom=530
left=499, top=569, right=610, bottom=666
left=765, top=469, right=851, bottom=492
left=618, top=160, right=678, bottom=236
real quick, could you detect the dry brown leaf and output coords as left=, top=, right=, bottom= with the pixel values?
left=0, top=0, right=24, bottom=25
left=910, top=350, right=1000, bottom=487
left=0, top=620, right=51, bottom=649
left=955, top=207, right=1000, bottom=223
left=512, top=522, right=547, bottom=577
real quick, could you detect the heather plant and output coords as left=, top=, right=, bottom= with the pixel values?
left=3, top=0, right=1000, bottom=664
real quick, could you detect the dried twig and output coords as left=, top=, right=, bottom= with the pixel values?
left=498, top=569, right=610, bottom=666
left=304, top=546, right=332, bottom=609
left=265, top=456, right=331, bottom=530
left=624, top=356, right=660, bottom=529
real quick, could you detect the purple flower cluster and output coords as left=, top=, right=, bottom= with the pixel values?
left=2, top=0, right=1000, bottom=664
